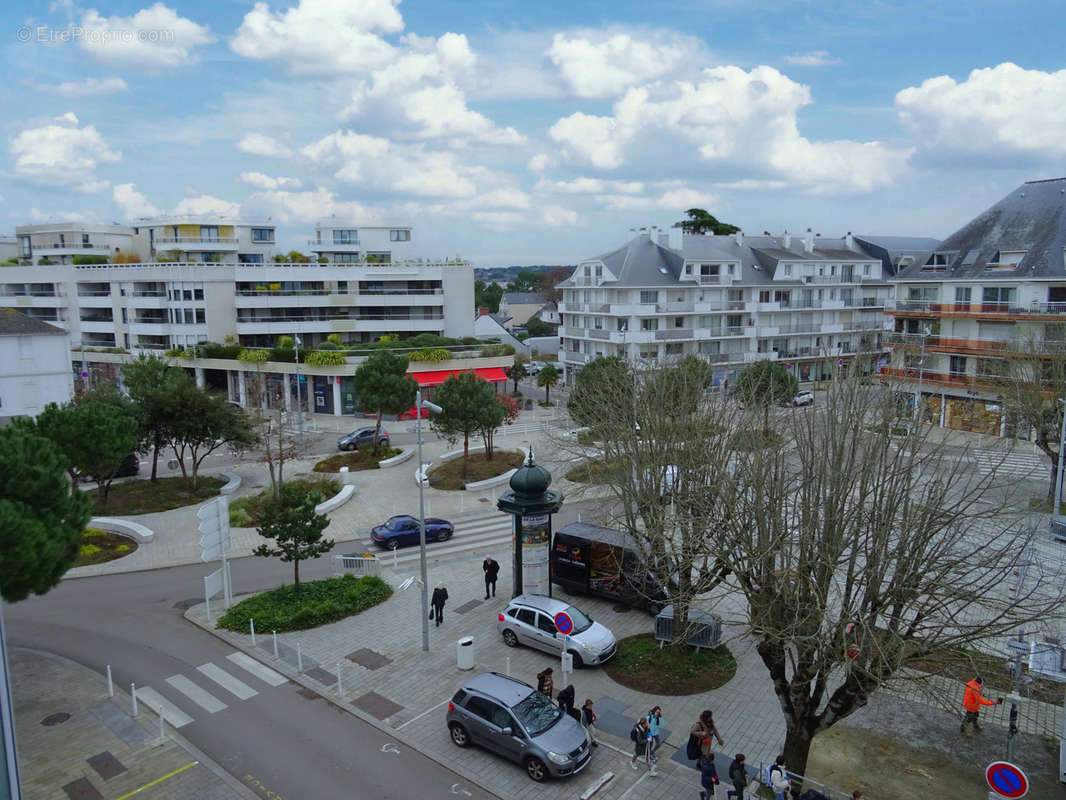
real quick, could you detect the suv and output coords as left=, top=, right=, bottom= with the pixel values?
left=497, top=594, right=616, bottom=667
left=337, top=427, right=389, bottom=451
left=446, top=672, right=592, bottom=782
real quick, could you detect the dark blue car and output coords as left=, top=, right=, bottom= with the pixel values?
left=371, top=515, right=454, bottom=550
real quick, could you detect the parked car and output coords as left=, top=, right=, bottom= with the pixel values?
left=791, top=390, right=815, bottom=407
left=77, top=453, right=140, bottom=484
left=525, top=360, right=547, bottom=375
left=371, top=514, right=453, bottom=549
left=337, top=427, right=389, bottom=451
left=447, top=672, right=592, bottom=782
left=497, top=594, right=617, bottom=667
left=551, top=522, right=666, bottom=613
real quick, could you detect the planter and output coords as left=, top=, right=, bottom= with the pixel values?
left=464, top=469, right=518, bottom=491
left=315, top=485, right=355, bottom=514
left=379, top=447, right=414, bottom=468
left=89, top=516, right=154, bottom=543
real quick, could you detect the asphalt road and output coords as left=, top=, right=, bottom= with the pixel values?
left=5, top=498, right=601, bottom=800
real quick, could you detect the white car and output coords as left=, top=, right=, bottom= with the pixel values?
left=791, top=390, right=814, bottom=407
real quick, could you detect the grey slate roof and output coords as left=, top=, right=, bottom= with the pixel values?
left=854, top=235, right=941, bottom=278
left=502, top=292, right=545, bottom=305
left=893, top=178, right=1066, bottom=281
left=588, top=235, right=687, bottom=286
left=0, top=308, right=66, bottom=336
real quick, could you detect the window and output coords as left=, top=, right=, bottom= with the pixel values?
left=949, top=355, right=967, bottom=375
left=333, top=229, right=358, bottom=244
left=727, top=264, right=735, bottom=276
left=20, top=237, right=30, bottom=257
left=639, top=290, right=658, bottom=304
left=59, top=234, right=65, bottom=246
left=465, top=696, right=505, bottom=725
left=774, top=290, right=790, bottom=307
left=955, top=287, right=972, bottom=304
left=183, top=289, right=193, bottom=301
left=665, top=343, right=683, bottom=355
left=595, top=264, right=602, bottom=279
left=239, top=254, right=264, bottom=264
left=200, top=226, right=219, bottom=242
left=390, top=230, right=410, bottom=242
left=536, top=614, right=557, bottom=635
left=641, top=319, right=658, bottom=331
left=759, top=290, right=771, bottom=303
left=335, top=253, right=360, bottom=263
left=699, top=341, right=721, bottom=355
left=121, top=308, right=127, bottom=324
left=194, top=288, right=204, bottom=300
left=982, top=287, right=1016, bottom=304
left=196, top=309, right=205, bottom=324
left=82, top=234, right=90, bottom=247
left=516, top=608, right=536, bottom=626
left=184, top=309, right=194, bottom=324
left=863, top=264, right=871, bottom=276
left=783, top=264, right=792, bottom=276
left=251, top=228, right=274, bottom=242
left=338, top=281, right=348, bottom=294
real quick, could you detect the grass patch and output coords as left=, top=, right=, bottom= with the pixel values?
left=312, top=447, right=401, bottom=473
left=1028, top=497, right=1066, bottom=514
left=906, top=647, right=1063, bottom=705
left=427, top=450, right=525, bottom=490
left=866, top=423, right=911, bottom=437
left=564, top=458, right=625, bottom=484
left=216, top=575, right=393, bottom=632
left=74, top=528, right=138, bottom=567
left=603, top=633, right=736, bottom=695
left=730, top=428, right=785, bottom=451
left=86, top=476, right=225, bottom=515
left=229, top=477, right=342, bottom=528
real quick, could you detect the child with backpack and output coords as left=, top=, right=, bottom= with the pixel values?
left=765, top=756, right=790, bottom=800
left=629, top=717, right=657, bottom=775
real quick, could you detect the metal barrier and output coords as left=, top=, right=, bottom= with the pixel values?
left=653, top=604, right=722, bottom=650
left=331, top=553, right=382, bottom=577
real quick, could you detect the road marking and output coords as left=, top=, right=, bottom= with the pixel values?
left=381, top=743, right=400, bottom=754
left=396, top=698, right=449, bottom=730
left=166, top=674, right=227, bottom=713
left=133, top=686, right=194, bottom=728
left=197, top=662, right=258, bottom=700
left=114, top=761, right=198, bottom=800
left=226, top=652, right=288, bottom=687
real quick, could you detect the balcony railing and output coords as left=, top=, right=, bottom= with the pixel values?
left=132, top=290, right=167, bottom=297
left=888, top=300, right=1066, bottom=316
left=155, top=237, right=238, bottom=245
left=236, top=312, right=443, bottom=323
left=655, top=329, right=694, bottom=340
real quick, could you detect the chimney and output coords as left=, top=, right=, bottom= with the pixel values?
left=783, top=230, right=792, bottom=249
left=845, top=231, right=854, bottom=249
left=734, top=230, right=744, bottom=247
left=803, top=228, right=814, bottom=254
left=478, top=307, right=490, bottom=317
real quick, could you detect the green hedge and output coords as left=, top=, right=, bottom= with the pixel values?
left=216, top=575, right=393, bottom=632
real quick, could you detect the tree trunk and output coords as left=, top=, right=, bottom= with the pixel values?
left=462, top=432, right=469, bottom=478
left=763, top=403, right=770, bottom=435
left=781, top=724, right=815, bottom=785
left=294, top=558, right=300, bottom=588
left=150, top=435, right=160, bottom=482
left=545, top=385, right=550, bottom=403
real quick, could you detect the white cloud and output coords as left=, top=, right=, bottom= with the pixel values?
left=239, top=171, right=301, bottom=190
left=113, top=183, right=161, bottom=218
left=172, top=194, right=240, bottom=216
left=241, top=186, right=382, bottom=224
left=539, top=205, right=579, bottom=227
left=715, top=179, right=789, bottom=191
left=74, top=178, right=111, bottom=193
left=27, top=208, right=91, bottom=223
left=79, top=4, right=215, bottom=68
left=237, top=133, right=292, bottom=158
left=231, top=0, right=402, bottom=75
left=896, top=63, right=1066, bottom=161
left=527, top=154, right=555, bottom=172
left=398, top=85, right=525, bottom=144
left=548, top=32, right=693, bottom=98
left=785, top=51, right=841, bottom=67
left=549, top=65, right=911, bottom=193
left=30, top=77, right=129, bottom=96
left=538, top=177, right=644, bottom=194
left=10, top=113, right=120, bottom=188
left=596, top=186, right=719, bottom=212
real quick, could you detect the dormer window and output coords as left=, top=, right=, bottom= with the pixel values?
left=989, top=250, right=1026, bottom=269
left=923, top=252, right=955, bottom=270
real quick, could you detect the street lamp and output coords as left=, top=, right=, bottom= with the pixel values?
left=416, top=389, right=443, bottom=652
left=1051, top=398, right=1066, bottom=540
left=293, top=334, right=303, bottom=432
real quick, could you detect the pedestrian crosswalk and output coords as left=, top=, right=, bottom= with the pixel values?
left=971, top=448, right=1048, bottom=478
left=367, top=513, right=514, bottom=566
left=132, top=651, right=288, bottom=729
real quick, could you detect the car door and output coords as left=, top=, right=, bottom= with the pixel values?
left=465, top=697, right=526, bottom=764
left=514, top=608, right=538, bottom=646
left=534, top=612, right=563, bottom=655
left=401, top=519, right=420, bottom=546
left=462, top=696, right=497, bottom=748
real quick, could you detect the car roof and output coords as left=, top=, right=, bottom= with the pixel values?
left=461, top=672, right=535, bottom=706
left=507, top=594, right=570, bottom=614
left=389, top=514, right=415, bottom=523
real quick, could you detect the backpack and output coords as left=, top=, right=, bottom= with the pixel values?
left=630, top=724, right=641, bottom=742
left=686, top=732, right=702, bottom=761
left=762, top=764, right=775, bottom=785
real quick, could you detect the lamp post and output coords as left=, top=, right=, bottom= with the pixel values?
left=416, top=389, right=443, bottom=652
left=293, top=334, right=303, bottom=432
left=1053, top=398, right=1066, bottom=528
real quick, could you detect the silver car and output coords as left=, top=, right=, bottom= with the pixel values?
left=446, top=672, right=592, bottom=781
left=497, top=594, right=617, bottom=667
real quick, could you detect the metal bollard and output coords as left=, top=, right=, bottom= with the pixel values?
left=506, top=657, right=511, bottom=677
left=106, top=665, right=113, bottom=698
left=159, top=709, right=165, bottom=741
left=131, top=683, right=138, bottom=716
left=297, top=642, right=303, bottom=672
left=272, top=631, right=279, bottom=658
left=336, top=663, right=342, bottom=693
left=250, top=618, right=256, bottom=646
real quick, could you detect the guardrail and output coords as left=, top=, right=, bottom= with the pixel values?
left=331, top=553, right=381, bottom=577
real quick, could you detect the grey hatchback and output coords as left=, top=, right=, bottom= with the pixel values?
left=446, top=672, right=592, bottom=782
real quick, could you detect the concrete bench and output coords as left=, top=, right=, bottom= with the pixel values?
left=89, top=517, right=154, bottom=543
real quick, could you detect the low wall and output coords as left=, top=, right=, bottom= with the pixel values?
left=315, top=485, right=355, bottom=514
left=89, top=517, right=154, bottom=543
left=379, top=447, right=414, bottom=468
left=219, top=473, right=242, bottom=495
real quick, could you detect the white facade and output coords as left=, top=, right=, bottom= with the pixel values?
left=130, top=215, right=276, bottom=265
left=0, top=312, right=73, bottom=420
left=15, top=223, right=135, bottom=265
left=308, top=222, right=415, bottom=264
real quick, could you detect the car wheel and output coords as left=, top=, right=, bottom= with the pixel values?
left=438, top=529, right=452, bottom=542
left=502, top=629, right=519, bottom=647
left=568, top=649, right=584, bottom=669
left=525, top=757, right=547, bottom=782
left=449, top=723, right=469, bottom=748
left=387, top=539, right=400, bottom=551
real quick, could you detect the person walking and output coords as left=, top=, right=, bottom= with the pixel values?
left=536, top=667, right=554, bottom=698
left=630, top=716, right=657, bottom=775
left=557, top=684, right=576, bottom=716
left=581, top=699, right=598, bottom=747
left=961, top=675, right=1002, bottom=735
left=691, top=709, right=725, bottom=765
left=768, top=755, right=790, bottom=800
left=430, top=583, right=448, bottom=626
left=646, top=706, right=664, bottom=763
left=699, top=752, right=719, bottom=800
left=726, top=754, right=747, bottom=800
left=482, top=556, right=499, bottom=599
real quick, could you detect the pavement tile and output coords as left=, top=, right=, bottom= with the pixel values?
left=345, top=648, right=392, bottom=670
left=86, top=750, right=127, bottom=780
left=351, top=690, right=404, bottom=720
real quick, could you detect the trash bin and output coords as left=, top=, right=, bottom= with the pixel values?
left=457, top=636, right=475, bottom=670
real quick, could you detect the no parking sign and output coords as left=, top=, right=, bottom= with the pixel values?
left=986, top=761, right=1028, bottom=798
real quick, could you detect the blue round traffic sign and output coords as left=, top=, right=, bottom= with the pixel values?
left=986, top=761, right=1028, bottom=798
left=554, top=612, right=574, bottom=635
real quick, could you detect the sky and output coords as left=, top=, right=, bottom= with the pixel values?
left=1, top=0, right=1063, bottom=266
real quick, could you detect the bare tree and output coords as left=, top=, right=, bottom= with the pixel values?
left=244, top=368, right=307, bottom=502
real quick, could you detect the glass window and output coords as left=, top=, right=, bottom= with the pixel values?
left=335, top=253, right=360, bottom=263
left=183, top=289, right=193, bottom=301
left=955, top=287, right=972, bottom=302
left=389, top=230, right=410, bottom=242
left=464, top=696, right=501, bottom=724
left=536, top=614, right=557, bottom=634
left=239, top=254, right=264, bottom=264
left=184, top=309, right=194, bottom=324
left=982, top=287, right=1015, bottom=304
left=641, top=318, right=658, bottom=331
left=194, top=288, right=204, bottom=300
left=516, top=608, right=536, bottom=626
left=333, top=229, right=358, bottom=244
left=200, top=226, right=219, bottom=242
left=512, top=691, right=561, bottom=737
left=251, top=228, right=273, bottom=242
left=639, top=290, right=658, bottom=304
left=196, top=309, right=205, bottom=324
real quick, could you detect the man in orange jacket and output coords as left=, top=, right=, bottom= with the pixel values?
left=961, top=675, right=1002, bottom=735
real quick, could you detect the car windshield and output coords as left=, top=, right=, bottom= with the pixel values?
left=511, top=689, right=561, bottom=737
left=565, top=605, right=593, bottom=633
left=385, top=518, right=407, bottom=531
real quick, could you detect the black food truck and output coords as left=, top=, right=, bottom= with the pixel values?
left=551, top=522, right=667, bottom=613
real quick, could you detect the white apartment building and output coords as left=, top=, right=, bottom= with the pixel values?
left=0, top=309, right=73, bottom=421
left=131, top=215, right=277, bottom=265
left=308, top=221, right=414, bottom=264
left=16, top=223, right=135, bottom=265
left=558, top=228, right=905, bottom=386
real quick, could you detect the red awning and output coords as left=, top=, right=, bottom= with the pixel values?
left=409, top=367, right=510, bottom=387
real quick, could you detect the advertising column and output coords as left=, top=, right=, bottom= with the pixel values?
left=519, top=513, right=551, bottom=595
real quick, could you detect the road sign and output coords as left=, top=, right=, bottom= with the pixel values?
left=554, top=612, right=574, bottom=635
left=986, top=761, right=1029, bottom=798
left=197, top=496, right=231, bottom=561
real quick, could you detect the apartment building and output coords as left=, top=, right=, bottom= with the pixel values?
left=16, top=223, right=135, bottom=265
left=131, top=215, right=277, bottom=264
left=883, top=178, right=1066, bottom=435
left=308, top=221, right=414, bottom=264
left=558, top=228, right=900, bottom=386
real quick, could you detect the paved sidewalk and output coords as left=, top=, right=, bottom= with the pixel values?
left=10, top=647, right=257, bottom=800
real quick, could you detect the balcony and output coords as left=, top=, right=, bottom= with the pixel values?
left=309, top=239, right=360, bottom=252
left=35, top=243, right=114, bottom=257
left=655, top=329, right=694, bottom=340
left=129, top=322, right=171, bottom=336
left=887, top=300, right=1066, bottom=318
left=588, top=329, right=610, bottom=340
left=154, top=237, right=239, bottom=252
left=562, top=351, right=588, bottom=364
left=879, top=367, right=1000, bottom=393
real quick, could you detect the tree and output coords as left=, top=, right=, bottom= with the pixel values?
left=508, top=360, right=528, bottom=393
left=525, top=317, right=555, bottom=337
left=252, top=486, right=333, bottom=588
left=480, top=394, right=519, bottom=460
left=353, top=350, right=418, bottom=454
left=733, top=359, right=798, bottom=433
left=0, top=424, right=92, bottom=602
left=568, top=356, right=634, bottom=429
left=643, top=355, right=712, bottom=415
left=537, top=364, right=559, bottom=403
left=165, top=386, right=259, bottom=488
left=505, top=269, right=543, bottom=294
left=431, top=373, right=499, bottom=477
left=539, top=268, right=572, bottom=304
left=123, top=354, right=190, bottom=481
left=36, top=398, right=139, bottom=502
left=244, top=371, right=305, bottom=503
left=474, top=280, right=504, bottom=313
left=672, top=208, right=741, bottom=236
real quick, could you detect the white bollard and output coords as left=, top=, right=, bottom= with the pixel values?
left=250, top=618, right=256, bottom=646
left=393, top=547, right=398, bottom=569
left=106, top=665, right=113, bottom=698
left=272, top=631, right=279, bottom=658
left=297, top=642, right=303, bottom=672
left=131, top=683, right=138, bottom=716
left=159, top=709, right=165, bottom=741
left=336, top=663, right=342, bottom=693
left=506, top=657, right=511, bottom=677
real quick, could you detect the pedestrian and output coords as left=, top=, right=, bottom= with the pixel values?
left=646, top=706, right=664, bottom=763
left=581, top=699, right=598, bottom=747
left=961, top=675, right=1002, bottom=735
left=557, top=684, right=575, bottom=716
left=851, top=792, right=864, bottom=800
left=536, top=667, right=554, bottom=698
left=691, top=709, right=725, bottom=764
left=630, top=716, right=657, bottom=775
left=482, top=556, right=499, bottom=599
left=699, top=752, right=719, bottom=800
left=768, top=755, right=790, bottom=800
left=726, top=754, right=746, bottom=800
left=430, top=583, right=448, bottom=626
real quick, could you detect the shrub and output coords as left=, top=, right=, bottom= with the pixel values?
left=238, top=348, right=270, bottom=363
left=327, top=333, right=343, bottom=346
left=316, top=341, right=338, bottom=350
left=200, top=341, right=242, bottom=359
left=79, top=544, right=100, bottom=558
left=306, top=350, right=346, bottom=366
left=111, top=252, right=143, bottom=263
left=228, top=501, right=254, bottom=528
left=165, top=348, right=186, bottom=357
left=116, top=545, right=130, bottom=553
left=73, top=255, right=109, bottom=265
left=277, top=335, right=295, bottom=349
left=268, top=347, right=297, bottom=363
left=409, top=348, right=450, bottom=362
left=216, top=575, right=393, bottom=632
left=228, top=477, right=341, bottom=528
